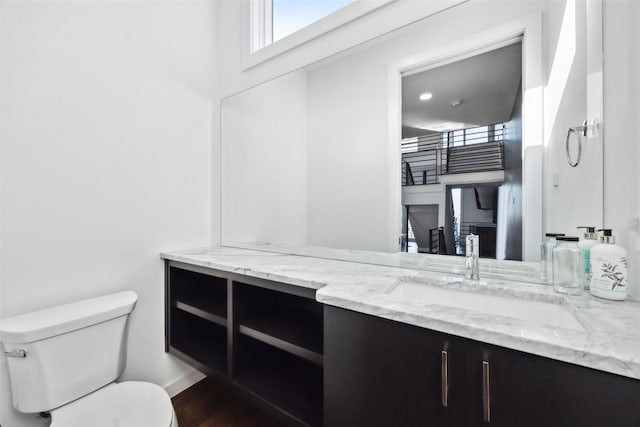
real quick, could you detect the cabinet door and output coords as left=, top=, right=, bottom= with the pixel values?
left=543, top=355, right=640, bottom=427
left=324, top=306, right=465, bottom=427
left=464, top=340, right=556, bottom=427
left=465, top=340, right=640, bottom=427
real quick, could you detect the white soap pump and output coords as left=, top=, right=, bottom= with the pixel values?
left=589, top=229, right=628, bottom=301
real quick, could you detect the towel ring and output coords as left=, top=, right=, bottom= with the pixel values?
left=566, top=126, right=584, bottom=167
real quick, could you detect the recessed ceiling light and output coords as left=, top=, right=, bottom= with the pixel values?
left=417, top=122, right=467, bottom=132
left=419, top=92, right=433, bottom=101
left=450, top=99, right=463, bottom=107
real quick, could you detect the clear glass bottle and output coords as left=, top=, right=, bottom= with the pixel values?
left=576, top=226, right=598, bottom=290
left=552, top=236, right=584, bottom=295
left=541, top=233, right=564, bottom=283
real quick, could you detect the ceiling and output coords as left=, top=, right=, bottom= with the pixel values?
left=402, top=42, right=522, bottom=139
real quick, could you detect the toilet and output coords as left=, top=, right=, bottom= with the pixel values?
left=0, top=291, right=178, bottom=427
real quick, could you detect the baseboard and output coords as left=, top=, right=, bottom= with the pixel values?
left=163, top=367, right=206, bottom=398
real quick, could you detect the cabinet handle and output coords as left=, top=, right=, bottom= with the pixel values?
left=441, top=350, right=448, bottom=407
left=482, top=360, right=491, bottom=423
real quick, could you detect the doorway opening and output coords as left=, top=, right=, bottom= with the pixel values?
left=400, top=41, right=523, bottom=260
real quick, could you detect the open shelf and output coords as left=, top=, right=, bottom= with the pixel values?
left=174, top=301, right=227, bottom=327
left=170, top=266, right=227, bottom=319
left=235, top=336, right=323, bottom=427
left=238, top=308, right=323, bottom=365
left=170, top=308, right=227, bottom=375
left=235, top=282, right=323, bottom=363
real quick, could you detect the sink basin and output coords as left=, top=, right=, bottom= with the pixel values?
left=387, top=277, right=584, bottom=331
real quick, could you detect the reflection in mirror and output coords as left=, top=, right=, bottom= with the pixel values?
left=400, top=42, right=524, bottom=260
left=222, top=0, right=603, bottom=281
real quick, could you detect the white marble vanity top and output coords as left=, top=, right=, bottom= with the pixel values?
left=161, top=245, right=640, bottom=380
left=226, top=242, right=543, bottom=282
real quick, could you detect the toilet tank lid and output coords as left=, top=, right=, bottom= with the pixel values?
left=0, top=291, right=138, bottom=344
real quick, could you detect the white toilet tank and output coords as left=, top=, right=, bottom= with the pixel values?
left=0, top=291, right=138, bottom=413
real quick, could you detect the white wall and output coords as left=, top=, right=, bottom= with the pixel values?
left=407, top=204, right=439, bottom=251
left=0, top=1, right=216, bottom=425
left=543, top=0, right=601, bottom=234
left=460, top=188, right=495, bottom=224
left=603, top=0, right=640, bottom=297
left=221, top=71, right=307, bottom=246
left=306, top=49, right=389, bottom=250
left=403, top=185, right=447, bottom=230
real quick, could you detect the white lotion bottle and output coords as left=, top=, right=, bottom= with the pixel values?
left=577, top=226, right=598, bottom=290
left=590, top=229, right=628, bottom=301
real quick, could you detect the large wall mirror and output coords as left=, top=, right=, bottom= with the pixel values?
left=221, top=0, right=604, bottom=278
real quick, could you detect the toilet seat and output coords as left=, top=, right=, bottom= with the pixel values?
left=50, top=381, right=176, bottom=427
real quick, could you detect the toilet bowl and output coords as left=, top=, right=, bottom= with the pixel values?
left=50, top=381, right=177, bottom=427
left=0, top=291, right=178, bottom=427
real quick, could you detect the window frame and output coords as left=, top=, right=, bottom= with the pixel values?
left=242, top=0, right=395, bottom=70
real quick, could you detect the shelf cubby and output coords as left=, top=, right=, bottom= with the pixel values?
left=234, top=281, right=324, bottom=365
left=235, top=335, right=323, bottom=427
left=169, top=266, right=227, bottom=324
left=170, top=307, right=227, bottom=375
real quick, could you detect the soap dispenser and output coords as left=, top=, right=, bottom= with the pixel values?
left=590, top=229, right=628, bottom=301
left=577, top=226, right=598, bottom=290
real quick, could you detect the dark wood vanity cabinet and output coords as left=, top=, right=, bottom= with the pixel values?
left=166, top=263, right=640, bottom=427
left=324, top=305, right=466, bottom=427
left=325, top=305, right=640, bottom=427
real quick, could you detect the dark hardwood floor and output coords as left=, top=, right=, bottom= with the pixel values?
left=172, top=376, right=288, bottom=427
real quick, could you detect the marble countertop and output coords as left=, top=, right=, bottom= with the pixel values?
left=161, top=245, right=640, bottom=380
left=225, top=242, right=543, bottom=283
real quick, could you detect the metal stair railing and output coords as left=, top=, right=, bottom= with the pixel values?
left=402, top=123, right=506, bottom=186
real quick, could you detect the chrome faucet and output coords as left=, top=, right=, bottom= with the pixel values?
left=465, top=234, right=480, bottom=280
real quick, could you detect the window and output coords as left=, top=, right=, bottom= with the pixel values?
left=245, top=0, right=397, bottom=69
left=243, top=0, right=462, bottom=70
left=251, top=0, right=356, bottom=54
left=272, top=0, right=355, bottom=44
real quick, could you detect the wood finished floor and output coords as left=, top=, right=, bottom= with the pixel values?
left=172, top=376, right=288, bottom=427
